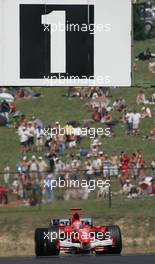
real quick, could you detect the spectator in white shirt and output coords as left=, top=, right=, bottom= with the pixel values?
left=27, top=122, right=36, bottom=152
left=37, top=156, right=48, bottom=177
left=151, top=93, right=155, bottom=102
left=132, top=111, right=141, bottom=135
left=122, top=180, right=133, bottom=195
left=43, top=173, right=55, bottom=203
left=151, top=156, right=155, bottom=177
left=3, top=164, right=10, bottom=186
left=29, top=155, right=39, bottom=181
left=18, top=126, right=29, bottom=154
left=125, top=110, right=134, bottom=134
left=92, top=157, right=102, bottom=177
left=35, top=126, right=44, bottom=152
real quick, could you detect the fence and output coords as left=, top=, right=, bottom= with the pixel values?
left=0, top=166, right=154, bottom=182
left=0, top=167, right=155, bottom=207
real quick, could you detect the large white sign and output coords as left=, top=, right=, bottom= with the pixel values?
left=0, top=0, right=131, bottom=86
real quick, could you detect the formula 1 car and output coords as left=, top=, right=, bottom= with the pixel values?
left=35, top=208, right=122, bottom=256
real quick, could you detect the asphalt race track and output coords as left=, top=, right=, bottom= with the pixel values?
left=0, top=254, right=155, bottom=264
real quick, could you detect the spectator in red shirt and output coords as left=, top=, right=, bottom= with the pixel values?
left=92, top=108, right=101, bottom=122
left=136, top=154, right=145, bottom=180
left=0, top=186, right=10, bottom=204
left=120, top=152, right=130, bottom=185
left=9, top=102, right=16, bottom=113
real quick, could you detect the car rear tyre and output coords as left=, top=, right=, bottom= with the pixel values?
left=46, top=226, right=60, bottom=256
left=95, top=225, right=122, bottom=255
left=35, top=227, right=60, bottom=256
left=107, top=225, right=122, bottom=254
left=35, top=228, right=48, bottom=256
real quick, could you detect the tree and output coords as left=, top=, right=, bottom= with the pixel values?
left=133, top=4, right=147, bottom=40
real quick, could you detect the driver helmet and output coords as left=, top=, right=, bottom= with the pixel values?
left=72, top=220, right=82, bottom=230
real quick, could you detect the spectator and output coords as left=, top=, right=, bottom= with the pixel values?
left=151, top=93, right=155, bottom=102
left=132, top=110, right=141, bottom=135
left=136, top=90, right=146, bottom=105
left=12, top=175, right=21, bottom=199
left=69, top=160, right=80, bottom=181
left=113, top=99, right=120, bottom=111
left=136, top=154, right=145, bottom=180
left=136, top=48, right=154, bottom=61
left=122, top=180, right=133, bottom=195
left=43, top=172, right=54, bottom=203
left=29, top=156, right=39, bottom=181
left=37, top=156, right=48, bottom=177
left=55, top=158, right=65, bottom=179
left=92, top=108, right=101, bottom=122
left=112, top=98, right=126, bottom=112
left=130, top=152, right=138, bottom=179
left=144, top=127, right=155, bottom=141
left=148, top=59, right=155, bottom=73
left=120, top=152, right=130, bottom=184
left=73, top=125, right=82, bottom=145
left=151, top=156, right=155, bottom=177
left=84, top=159, right=94, bottom=184
left=90, top=142, right=99, bottom=156
left=92, top=154, right=102, bottom=177
left=18, top=126, right=29, bottom=154
left=139, top=177, right=153, bottom=195
left=35, top=126, right=44, bottom=152
left=68, top=133, right=77, bottom=149
left=50, top=139, right=59, bottom=155
left=9, top=102, right=16, bottom=113
left=122, top=180, right=139, bottom=198
left=58, top=133, right=65, bottom=156
left=141, top=106, right=152, bottom=118
left=3, top=163, right=10, bottom=186
left=103, top=154, right=111, bottom=178
left=110, top=151, right=118, bottom=177
left=92, top=91, right=99, bottom=100
left=119, top=97, right=127, bottom=111
left=0, top=186, right=9, bottom=204
left=19, top=114, right=28, bottom=127
left=20, top=156, right=29, bottom=174
left=125, top=109, right=134, bottom=135
left=0, top=100, right=10, bottom=121
left=27, top=121, right=36, bottom=152
left=104, top=111, right=112, bottom=127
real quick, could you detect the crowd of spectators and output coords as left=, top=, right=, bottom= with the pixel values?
left=2, top=148, right=155, bottom=205
left=0, top=87, right=155, bottom=206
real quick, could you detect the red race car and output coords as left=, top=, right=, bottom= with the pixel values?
left=35, top=208, right=122, bottom=256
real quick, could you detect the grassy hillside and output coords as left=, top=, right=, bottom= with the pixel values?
left=0, top=87, right=155, bottom=175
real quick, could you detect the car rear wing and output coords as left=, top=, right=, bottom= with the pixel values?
left=50, top=218, right=71, bottom=226
left=50, top=217, right=93, bottom=227
left=80, top=218, right=93, bottom=226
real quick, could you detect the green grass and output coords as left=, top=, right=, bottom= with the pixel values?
left=1, top=196, right=155, bottom=220
left=133, top=38, right=155, bottom=85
